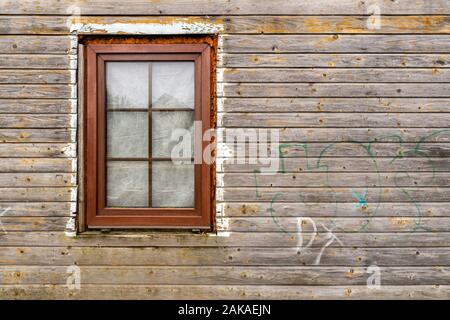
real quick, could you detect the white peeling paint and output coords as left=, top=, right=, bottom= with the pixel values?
left=217, top=35, right=224, bottom=53
left=65, top=215, right=77, bottom=237
left=216, top=173, right=224, bottom=187
left=216, top=188, right=224, bottom=201
left=216, top=99, right=224, bottom=113
left=69, top=55, right=78, bottom=70
left=70, top=186, right=78, bottom=202
left=216, top=68, right=224, bottom=83
left=70, top=99, right=78, bottom=113
left=216, top=113, right=224, bottom=127
left=71, top=22, right=223, bottom=35
left=62, top=144, right=77, bottom=157
left=216, top=82, right=224, bottom=97
left=69, top=35, right=78, bottom=54
left=70, top=114, right=78, bottom=128
left=70, top=84, right=78, bottom=99
left=208, top=231, right=231, bottom=238
left=70, top=128, right=77, bottom=143
left=71, top=158, right=78, bottom=173
left=70, top=70, right=77, bottom=84
left=70, top=202, right=77, bottom=214
left=217, top=217, right=229, bottom=230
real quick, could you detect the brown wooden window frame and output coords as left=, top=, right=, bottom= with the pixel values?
left=84, top=38, right=213, bottom=229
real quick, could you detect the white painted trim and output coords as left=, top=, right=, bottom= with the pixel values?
left=70, top=22, right=223, bottom=35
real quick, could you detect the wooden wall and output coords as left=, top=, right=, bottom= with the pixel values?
left=0, top=0, right=449, bottom=299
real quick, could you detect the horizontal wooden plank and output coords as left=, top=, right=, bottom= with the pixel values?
left=0, top=158, right=76, bottom=173
left=219, top=187, right=450, bottom=202
left=1, top=266, right=448, bottom=286
left=220, top=83, right=450, bottom=97
left=0, top=247, right=447, bottom=266
left=221, top=217, right=450, bottom=232
left=0, top=187, right=75, bottom=202
left=218, top=98, right=450, bottom=113
left=1, top=284, right=448, bottom=300
left=0, top=202, right=73, bottom=217
left=2, top=1, right=448, bottom=15
left=0, top=173, right=76, bottom=187
left=0, top=70, right=75, bottom=84
left=0, top=99, right=76, bottom=113
left=0, top=55, right=76, bottom=70
left=219, top=68, right=450, bottom=83
left=218, top=157, right=450, bottom=173
left=0, top=36, right=74, bottom=54
left=0, top=85, right=75, bottom=99
left=0, top=129, right=75, bottom=142
left=218, top=142, right=450, bottom=158
left=219, top=54, right=450, bottom=68
left=219, top=172, right=450, bottom=187
left=0, top=217, right=66, bottom=231
left=0, top=143, right=76, bottom=157
left=218, top=128, right=450, bottom=143
left=0, top=115, right=76, bottom=128
left=2, top=231, right=449, bottom=248
left=222, top=35, right=450, bottom=53
left=2, top=216, right=447, bottom=233
left=3, top=15, right=450, bottom=34
left=219, top=113, right=450, bottom=127
left=223, top=202, right=450, bottom=217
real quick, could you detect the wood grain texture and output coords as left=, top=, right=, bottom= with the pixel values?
left=0, top=266, right=448, bottom=285
left=0, top=36, right=75, bottom=54
left=0, top=129, right=75, bottom=142
left=218, top=157, right=450, bottom=173
left=0, top=99, right=76, bottom=114
left=2, top=15, right=450, bottom=34
left=1, top=216, right=449, bottom=232
left=1, top=232, right=449, bottom=248
left=218, top=142, right=450, bottom=158
left=0, top=55, right=76, bottom=69
left=0, top=85, right=75, bottom=99
left=218, top=187, right=450, bottom=202
left=0, top=158, right=75, bottom=173
left=0, top=246, right=447, bottom=266
left=219, top=68, right=450, bottom=83
left=218, top=172, right=450, bottom=187
left=1, top=1, right=449, bottom=15
left=0, top=70, right=75, bottom=84
left=220, top=83, right=450, bottom=98
left=219, top=54, right=450, bottom=68
left=218, top=128, right=450, bottom=143
left=219, top=113, right=450, bottom=127
left=218, top=98, right=450, bottom=113
left=221, top=35, right=450, bottom=53
left=222, top=202, right=450, bottom=217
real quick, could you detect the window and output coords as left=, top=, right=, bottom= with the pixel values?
left=83, top=37, right=215, bottom=229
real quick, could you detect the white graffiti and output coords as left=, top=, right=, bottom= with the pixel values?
left=295, top=218, right=343, bottom=265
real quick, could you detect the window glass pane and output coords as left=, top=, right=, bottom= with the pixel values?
left=152, top=162, right=194, bottom=208
left=107, top=161, right=149, bottom=207
left=152, top=62, right=194, bottom=109
left=106, top=62, right=150, bottom=109
left=107, top=111, right=148, bottom=158
left=152, top=111, right=194, bottom=158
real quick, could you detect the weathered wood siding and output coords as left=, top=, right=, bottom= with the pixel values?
left=0, top=0, right=449, bottom=299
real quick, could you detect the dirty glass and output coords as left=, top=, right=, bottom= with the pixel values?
left=105, top=61, right=195, bottom=208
